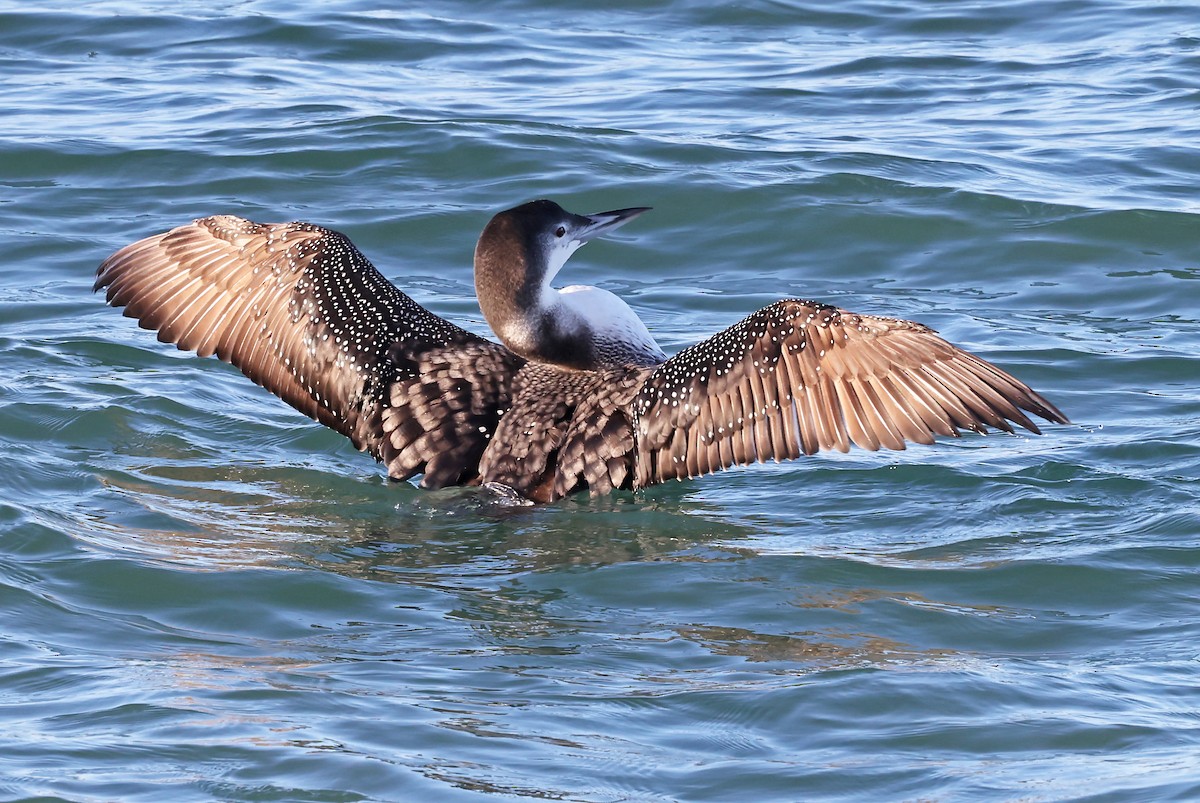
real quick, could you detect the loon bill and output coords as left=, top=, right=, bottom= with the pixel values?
left=95, top=199, right=1069, bottom=503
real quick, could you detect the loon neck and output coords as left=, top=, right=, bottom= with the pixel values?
left=502, top=289, right=597, bottom=370
left=473, top=200, right=665, bottom=370
left=474, top=236, right=594, bottom=369
left=483, top=279, right=666, bottom=371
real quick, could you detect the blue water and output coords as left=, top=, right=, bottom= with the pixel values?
left=3, top=1, right=1200, bottom=800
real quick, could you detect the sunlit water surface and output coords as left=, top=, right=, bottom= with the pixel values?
left=2, top=1, right=1199, bottom=800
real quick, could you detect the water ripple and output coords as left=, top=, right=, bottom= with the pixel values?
left=3, top=0, right=1200, bottom=799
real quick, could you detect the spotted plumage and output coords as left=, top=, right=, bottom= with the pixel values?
left=95, top=215, right=522, bottom=488
left=96, top=200, right=1068, bottom=503
left=632, top=300, right=1063, bottom=487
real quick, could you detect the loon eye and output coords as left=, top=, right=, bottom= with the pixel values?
left=555, top=226, right=566, bottom=238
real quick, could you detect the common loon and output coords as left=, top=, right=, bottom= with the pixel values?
left=95, top=199, right=1068, bottom=503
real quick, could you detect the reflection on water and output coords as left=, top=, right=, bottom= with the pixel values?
left=66, top=455, right=1011, bottom=685
left=78, top=441, right=757, bottom=574
left=677, top=624, right=955, bottom=669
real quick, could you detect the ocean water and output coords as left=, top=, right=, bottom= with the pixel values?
left=2, top=1, right=1199, bottom=799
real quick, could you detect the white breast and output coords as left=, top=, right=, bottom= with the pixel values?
left=557, top=284, right=666, bottom=364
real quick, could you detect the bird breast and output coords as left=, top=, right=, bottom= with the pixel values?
left=556, top=284, right=666, bottom=368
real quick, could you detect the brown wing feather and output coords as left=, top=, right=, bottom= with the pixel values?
left=96, top=215, right=524, bottom=486
left=475, top=364, right=652, bottom=502
left=634, top=299, right=1068, bottom=487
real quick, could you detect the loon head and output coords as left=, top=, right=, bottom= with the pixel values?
left=474, top=199, right=655, bottom=369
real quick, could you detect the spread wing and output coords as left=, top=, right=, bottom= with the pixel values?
left=633, top=299, right=1068, bottom=486
left=96, top=215, right=524, bottom=487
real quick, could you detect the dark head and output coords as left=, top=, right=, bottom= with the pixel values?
left=474, top=199, right=650, bottom=364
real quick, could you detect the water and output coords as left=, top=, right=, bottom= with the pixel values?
left=3, top=1, right=1199, bottom=799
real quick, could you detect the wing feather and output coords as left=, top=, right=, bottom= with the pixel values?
left=634, top=299, right=1068, bottom=486
left=96, top=215, right=524, bottom=486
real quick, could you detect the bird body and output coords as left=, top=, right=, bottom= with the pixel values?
left=95, top=200, right=1068, bottom=503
